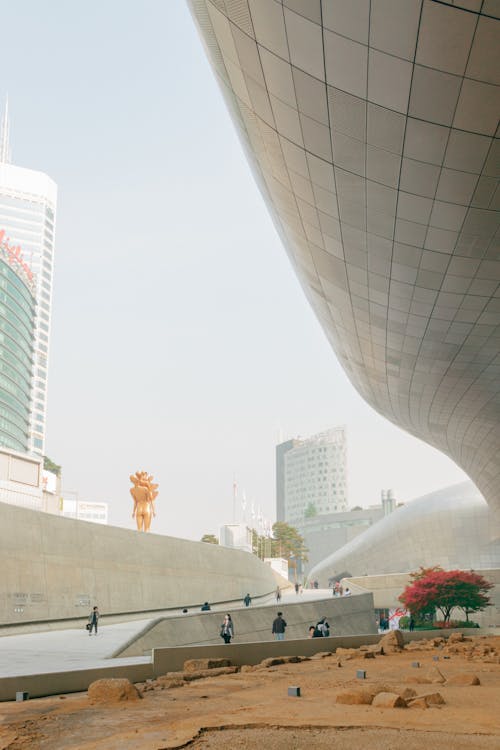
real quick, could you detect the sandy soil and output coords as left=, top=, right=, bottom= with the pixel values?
left=0, top=635, right=498, bottom=749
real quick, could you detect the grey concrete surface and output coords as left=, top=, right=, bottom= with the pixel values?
left=0, top=500, right=277, bottom=625
left=117, top=591, right=377, bottom=656
left=0, top=618, right=153, bottom=678
left=0, top=587, right=334, bottom=678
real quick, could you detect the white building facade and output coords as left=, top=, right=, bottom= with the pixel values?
left=0, top=102, right=57, bottom=456
left=219, top=523, right=253, bottom=553
left=281, top=427, right=347, bottom=527
left=61, top=494, right=109, bottom=525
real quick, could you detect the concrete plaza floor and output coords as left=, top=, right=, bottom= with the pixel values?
left=0, top=587, right=333, bottom=678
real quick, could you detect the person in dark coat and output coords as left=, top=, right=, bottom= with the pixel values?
left=220, top=613, right=234, bottom=644
left=309, top=625, right=322, bottom=637
left=88, top=606, right=99, bottom=635
left=243, top=593, right=251, bottom=607
left=201, top=602, right=211, bottom=611
left=316, top=616, right=330, bottom=637
left=272, top=611, right=287, bottom=640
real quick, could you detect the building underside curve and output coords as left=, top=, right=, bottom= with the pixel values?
left=188, top=1, right=500, bottom=522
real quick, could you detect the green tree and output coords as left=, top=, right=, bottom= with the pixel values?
left=200, top=534, right=219, bottom=544
left=43, top=456, right=61, bottom=476
left=271, top=522, right=308, bottom=566
left=304, top=502, right=317, bottom=518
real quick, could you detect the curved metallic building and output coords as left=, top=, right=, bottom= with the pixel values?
left=0, top=242, right=35, bottom=452
left=308, top=481, right=500, bottom=583
left=189, top=1, right=500, bottom=519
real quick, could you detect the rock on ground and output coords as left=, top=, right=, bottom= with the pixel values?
left=87, top=678, right=142, bottom=704
left=372, top=691, right=407, bottom=708
left=379, top=629, right=404, bottom=652
left=447, top=673, right=481, bottom=686
left=184, top=658, right=231, bottom=672
left=336, top=689, right=374, bottom=705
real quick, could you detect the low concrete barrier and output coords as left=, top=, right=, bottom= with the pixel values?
left=152, top=633, right=379, bottom=674
left=0, top=662, right=152, bottom=702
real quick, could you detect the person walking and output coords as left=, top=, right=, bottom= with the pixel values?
left=220, top=613, right=234, bottom=644
left=272, top=611, right=287, bottom=641
left=316, top=616, right=330, bottom=637
left=243, top=593, right=251, bottom=607
left=294, top=582, right=299, bottom=595
left=88, top=606, right=99, bottom=636
left=275, top=586, right=281, bottom=603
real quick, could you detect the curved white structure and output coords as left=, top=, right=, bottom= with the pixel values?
left=189, top=1, right=500, bottom=521
left=308, top=482, right=500, bottom=584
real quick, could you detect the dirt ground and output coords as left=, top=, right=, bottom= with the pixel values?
left=0, top=634, right=499, bottom=749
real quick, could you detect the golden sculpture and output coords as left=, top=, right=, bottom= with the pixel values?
left=130, top=471, right=158, bottom=532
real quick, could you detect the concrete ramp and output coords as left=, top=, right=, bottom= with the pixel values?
left=115, top=592, right=376, bottom=656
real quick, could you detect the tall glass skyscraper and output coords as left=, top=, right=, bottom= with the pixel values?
left=0, top=100, right=57, bottom=455
left=0, top=240, right=35, bottom=452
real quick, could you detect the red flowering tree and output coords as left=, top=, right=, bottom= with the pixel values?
left=399, top=567, right=493, bottom=624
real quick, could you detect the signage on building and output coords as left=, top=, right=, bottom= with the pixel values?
left=0, top=228, right=34, bottom=284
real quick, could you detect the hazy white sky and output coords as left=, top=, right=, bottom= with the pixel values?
left=1, top=1, right=467, bottom=540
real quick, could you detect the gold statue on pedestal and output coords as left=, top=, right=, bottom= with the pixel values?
left=130, top=471, right=158, bottom=532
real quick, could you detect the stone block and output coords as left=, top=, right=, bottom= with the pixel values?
left=356, top=669, right=367, bottom=679
left=183, top=658, right=231, bottom=672
left=411, top=661, right=420, bottom=668
left=379, top=630, right=404, bottom=652
left=446, top=673, right=480, bottom=686
left=400, top=687, right=417, bottom=700
left=336, top=689, right=373, bottom=705
left=408, top=692, right=445, bottom=708
left=182, top=667, right=238, bottom=681
left=408, top=697, right=428, bottom=709
left=335, top=647, right=358, bottom=660
left=287, top=686, right=301, bottom=697
left=372, top=691, right=406, bottom=708
left=88, top=678, right=142, bottom=704
left=368, top=644, right=384, bottom=655
left=448, top=632, right=464, bottom=643
left=15, top=691, right=29, bottom=701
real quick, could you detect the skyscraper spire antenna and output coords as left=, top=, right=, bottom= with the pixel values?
left=0, top=95, right=11, bottom=164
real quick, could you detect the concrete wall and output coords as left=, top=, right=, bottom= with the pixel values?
left=0, top=501, right=277, bottom=626
left=154, top=628, right=488, bottom=674
left=117, top=593, right=377, bottom=656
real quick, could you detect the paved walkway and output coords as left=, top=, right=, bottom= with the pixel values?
left=0, top=588, right=334, bottom=678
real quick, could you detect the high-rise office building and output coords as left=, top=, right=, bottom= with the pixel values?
left=277, top=427, right=347, bottom=528
left=0, top=99, right=57, bottom=455
left=0, top=234, right=36, bottom=452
